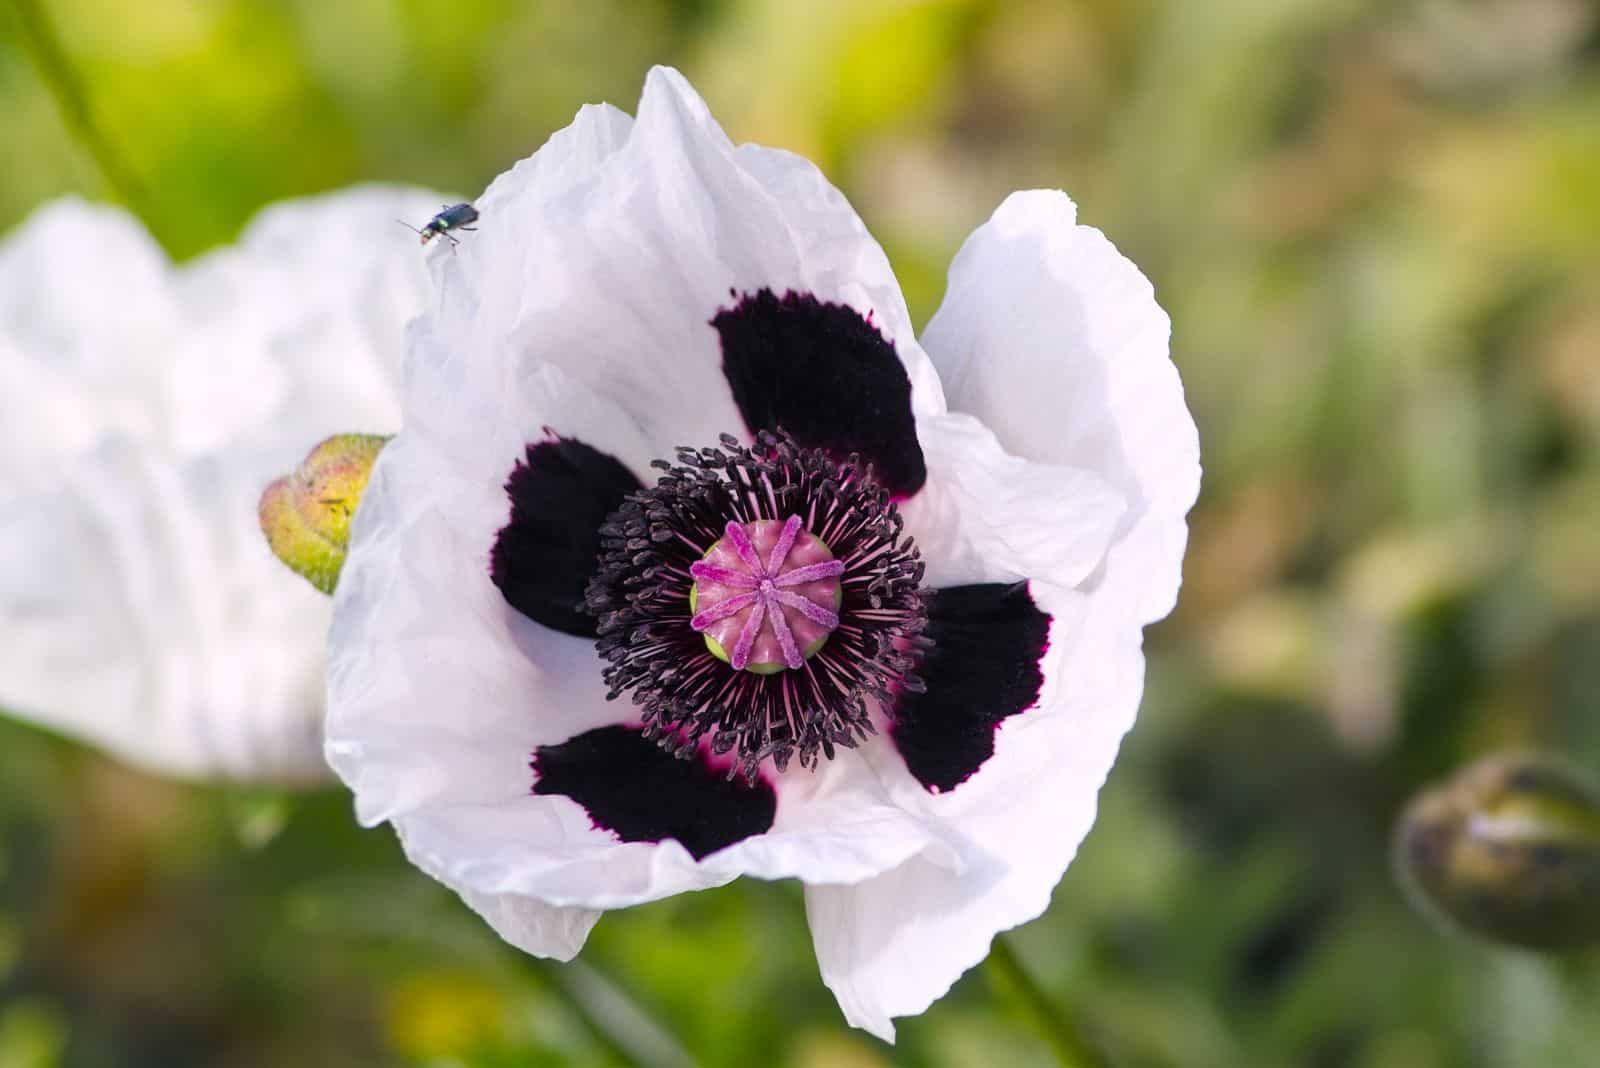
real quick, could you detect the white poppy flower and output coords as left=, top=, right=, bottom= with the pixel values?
left=326, top=67, right=1200, bottom=1039
left=0, top=186, right=444, bottom=782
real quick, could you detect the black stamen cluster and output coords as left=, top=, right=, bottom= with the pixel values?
left=585, top=431, right=929, bottom=780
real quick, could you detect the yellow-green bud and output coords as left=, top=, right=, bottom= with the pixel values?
left=1394, top=753, right=1600, bottom=952
left=258, top=433, right=387, bottom=595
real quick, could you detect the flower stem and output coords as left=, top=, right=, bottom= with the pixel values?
left=985, top=937, right=1108, bottom=1068
left=521, top=955, right=699, bottom=1068
left=6, top=0, right=167, bottom=245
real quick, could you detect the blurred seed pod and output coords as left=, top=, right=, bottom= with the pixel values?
left=1395, top=753, right=1600, bottom=952
left=258, top=433, right=388, bottom=594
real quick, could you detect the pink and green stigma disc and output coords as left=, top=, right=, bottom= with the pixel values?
left=688, top=516, right=845, bottom=673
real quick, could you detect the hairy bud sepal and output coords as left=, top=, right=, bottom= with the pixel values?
left=1395, top=753, right=1600, bottom=952
left=258, top=433, right=388, bottom=595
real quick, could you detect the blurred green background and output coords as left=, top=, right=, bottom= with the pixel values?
left=3, top=0, right=1600, bottom=1065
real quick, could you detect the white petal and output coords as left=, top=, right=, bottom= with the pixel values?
left=807, top=190, right=1200, bottom=1038
left=402, top=787, right=603, bottom=960
left=712, top=747, right=965, bottom=889
left=389, top=742, right=960, bottom=911
left=324, top=355, right=631, bottom=821
left=0, top=199, right=178, bottom=472
left=806, top=577, right=1140, bottom=1039
left=456, top=887, right=601, bottom=962
left=0, top=187, right=442, bottom=782
left=429, top=66, right=938, bottom=463
left=427, top=102, right=636, bottom=364
left=0, top=438, right=330, bottom=781
left=171, top=184, right=442, bottom=458
left=921, top=189, right=1200, bottom=621
left=325, top=462, right=626, bottom=826
left=730, top=141, right=945, bottom=416
left=900, top=411, right=1124, bottom=589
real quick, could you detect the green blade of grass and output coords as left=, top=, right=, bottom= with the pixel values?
left=6, top=0, right=167, bottom=246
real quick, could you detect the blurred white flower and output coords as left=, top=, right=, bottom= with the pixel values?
left=326, top=67, right=1200, bottom=1038
left=0, top=186, right=444, bottom=782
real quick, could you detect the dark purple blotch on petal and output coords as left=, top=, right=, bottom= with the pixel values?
left=533, top=725, right=777, bottom=860
left=712, top=289, right=926, bottom=498
left=890, top=582, right=1051, bottom=793
left=490, top=437, right=643, bottom=639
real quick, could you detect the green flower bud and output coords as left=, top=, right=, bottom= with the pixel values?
left=258, top=434, right=388, bottom=595
left=1395, top=753, right=1600, bottom=952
